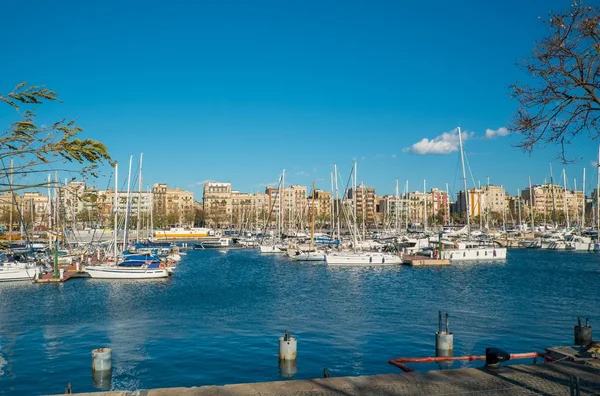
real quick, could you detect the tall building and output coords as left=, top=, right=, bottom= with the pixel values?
left=203, top=182, right=233, bottom=227
left=22, top=192, right=50, bottom=229
left=152, top=183, right=195, bottom=226
left=521, top=184, right=584, bottom=223
left=347, top=183, right=377, bottom=225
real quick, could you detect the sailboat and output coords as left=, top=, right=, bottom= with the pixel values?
left=325, top=164, right=402, bottom=266
left=438, top=127, right=507, bottom=262
left=290, top=181, right=325, bottom=262
left=259, top=170, right=287, bottom=254
left=85, top=158, right=170, bottom=279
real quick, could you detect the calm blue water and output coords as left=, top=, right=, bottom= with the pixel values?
left=0, top=249, right=598, bottom=395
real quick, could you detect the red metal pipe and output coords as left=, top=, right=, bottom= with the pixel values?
left=389, top=352, right=541, bottom=364
left=389, top=361, right=414, bottom=372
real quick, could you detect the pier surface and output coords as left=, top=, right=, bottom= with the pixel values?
left=402, top=255, right=451, bottom=266
left=62, top=362, right=600, bottom=395
left=34, top=264, right=85, bottom=283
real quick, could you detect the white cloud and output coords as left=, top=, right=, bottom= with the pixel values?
left=391, top=154, right=397, bottom=159
left=295, top=171, right=309, bottom=177
left=188, top=179, right=216, bottom=187
left=404, top=128, right=468, bottom=155
left=484, top=127, right=509, bottom=139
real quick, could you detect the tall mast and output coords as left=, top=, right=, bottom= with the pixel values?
left=529, top=176, right=535, bottom=232
left=334, top=164, right=340, bottom=241
left=563, top=169, right=569, bottom=228
left=113, top=163, right=119, bottom=263
left=330, top=172, right=335, bottom=239
left=501, top=185, right=506, bottom=230
left=597, top=146, right=600, bottom=236
left=281, top=169, right=285, bottom=237
left=395, top=179, right=399, bottom=232
left=353, top=161, right=357, bottom=225
left=445, top=182, right=450, bottom=226
left=458, top=127, right=470, bottom=240
left=517, top=189, right=522, bottom=227
left=405, top=180, right=409, bottom=230
left=47, top=174, right=52, bottom=249
left=361, top=182, right=365, bottom=239
left=8, top=159, right=13, bottom=241
left=310, top=181, right=315, bottom=247
left=478, top=180, right=482, bottom=230
left=550, top=164, right=557, bottom=227
left=582, top=168, right=586, bottom=229
left=423, top=179, right=427, bottom=231
left=136, top=153, right=143, bottom=243
left=123, top=155, right=133, bottom=249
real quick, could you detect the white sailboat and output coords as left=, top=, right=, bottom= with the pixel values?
left=439, top=127, right=507, bottom=262
left=85, top=158, right=170, bottom=280
left=325, top=164, right=402, bottom=266
left=0, top=263, right=40, bottom=282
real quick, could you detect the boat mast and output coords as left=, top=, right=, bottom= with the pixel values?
left=310, top=181, right=315, bottom=248
left=405, top=180, right=409, bottom=230
left=334, top=164, right=341, bottom=241
left=47, top=173, right=52, bottom=249
left=113, top=162, right=118, bottom=263
left=445, top=182, right=450, bottom=226
left=8, top=159, right=13, bottom=241
left=136, top=153, right=143, bottom=243
left=458, top=127, right=470, bottom=240
left=597, top=146, right=599, bottom=237
left=423, top=179, right=427, bottom=232
left=582, top=168, right=586, bottom=229
left=352, top=161, right=357, bottom=238
left=517, top=189, right=522, bottom=228
left=330, top=171, right=335, bottom=240
left=550, top=164, right=557, bottom=227
left=529, top=176, right=535, bottom=232
left=563, top=169, right=569, bottom=228
left=282, top=169, right=285, bottom=237
left=395, top=179, right=399, bottom=232
left=123, top=155, right=133, bottom=249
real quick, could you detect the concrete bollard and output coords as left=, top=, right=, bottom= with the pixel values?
left=92, top=347, right=112, bottom=390
left=574, top=317, right=592, bottom=346
left=279, top=359, right=297, bottom=379
left=279, top=329, right=297, bottom=361
left=59, top=268, right=65, bottom=280
left=435, top=311, right=454, bottom=357
left=92, top=348, right=112, bottom=372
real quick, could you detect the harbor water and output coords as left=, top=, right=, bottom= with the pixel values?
left=0, top=248, right=598, bottom=395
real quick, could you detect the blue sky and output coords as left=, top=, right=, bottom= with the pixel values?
left=1, top=0, right=598, bottom=200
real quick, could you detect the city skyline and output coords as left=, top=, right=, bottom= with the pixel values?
left=1, top=0, right=598, bottom=200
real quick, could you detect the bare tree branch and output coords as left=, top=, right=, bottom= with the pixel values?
left=510, top=1, right=600, bottom=162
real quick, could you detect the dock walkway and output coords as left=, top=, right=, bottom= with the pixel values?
left=63, top=362, right=600, bottom=395
left=402, top=255, right=451, bottom=266
left=34, top=264, right=85, bottom=283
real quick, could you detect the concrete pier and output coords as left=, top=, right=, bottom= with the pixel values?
left=402, top=255, right=450, bottom=266
left=60, top=362, right=600, bottom=395
left=34, top=263, right=86, bottom=283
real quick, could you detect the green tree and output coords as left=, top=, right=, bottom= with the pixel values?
left=511, top=2, right=600, bottom=161
left=0, top=82, right=112, bottom=193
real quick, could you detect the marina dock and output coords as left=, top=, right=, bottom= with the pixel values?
left=402, top=255, right=451, bottom=266
left=33, top=264, right=86, bottom=283
left=61, top=361, right=600, bottom=395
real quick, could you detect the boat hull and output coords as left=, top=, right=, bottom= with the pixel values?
left=439, top=247, right=507, bottom=261
left=325, top=253, right=402, bottom=266
left=85, top=266, right=170, bottom=279
left=0, top=267, right=40, bottom=282
left=260, top=245, right=284, bottom=254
